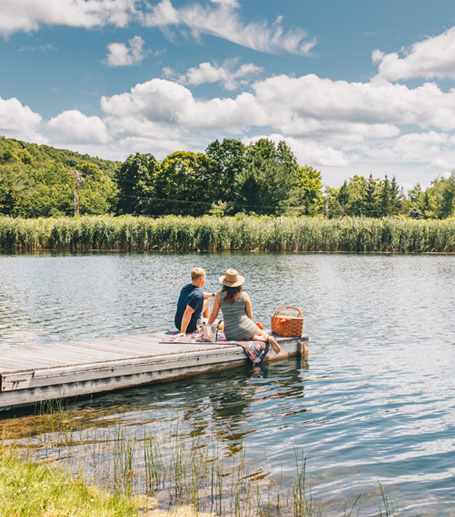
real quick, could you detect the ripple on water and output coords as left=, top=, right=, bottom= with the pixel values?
left=1, top=252, right=455, bottom=515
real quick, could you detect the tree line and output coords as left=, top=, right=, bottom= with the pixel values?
left=1, top=136, right=454, bottom=219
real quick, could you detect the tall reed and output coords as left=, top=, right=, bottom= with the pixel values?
left=1, top=214, right=454, bottom=253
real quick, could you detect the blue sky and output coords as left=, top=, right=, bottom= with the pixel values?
left=1, top=0, right=455, bottom=189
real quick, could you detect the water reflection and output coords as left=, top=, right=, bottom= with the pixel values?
left=1, top=252, right=455, bottom=515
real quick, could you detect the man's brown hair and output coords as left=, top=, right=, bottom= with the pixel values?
left=191, top=268, right=206, bottom=281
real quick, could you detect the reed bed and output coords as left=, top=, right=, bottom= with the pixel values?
left=1, top=214, right=454, bottom=253
left=2, top=401, right=399, bottom=517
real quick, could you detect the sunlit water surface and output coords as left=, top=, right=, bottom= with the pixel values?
left=1, top=252, right=454, bottom=515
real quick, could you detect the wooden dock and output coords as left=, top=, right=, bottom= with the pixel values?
left=0, top=333, right=309, bottom=412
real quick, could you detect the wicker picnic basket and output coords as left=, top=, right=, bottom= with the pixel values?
left=271, top=306, right=304, bottom=337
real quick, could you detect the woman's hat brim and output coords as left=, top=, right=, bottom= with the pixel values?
left=219, top=275, right=245, bottom=287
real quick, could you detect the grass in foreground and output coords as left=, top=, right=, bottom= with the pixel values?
left=0, top=445, right=142, bottom=516
left=0, top=444, right=219, bottom=516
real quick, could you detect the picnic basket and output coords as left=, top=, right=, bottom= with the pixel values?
left=271, top=306, right=304, bottom=337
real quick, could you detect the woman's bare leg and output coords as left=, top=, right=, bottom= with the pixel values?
left=252, top=330, right=281, bottom=354
left=267, top=334, right=281, bottom=354
left=252, top=333, right=268, bottom=342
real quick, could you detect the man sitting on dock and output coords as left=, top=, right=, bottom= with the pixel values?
left=175, top=268, right=214, bottom=336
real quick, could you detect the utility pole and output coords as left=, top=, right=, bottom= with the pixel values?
left=325, top=194, right=330, bottom=219
left=71, top=169, right=83, bottom=217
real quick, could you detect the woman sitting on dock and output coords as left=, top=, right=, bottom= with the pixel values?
left=207, top=269, right=281, bottom=354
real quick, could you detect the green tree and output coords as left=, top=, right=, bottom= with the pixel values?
left=24, top=164, right=74, bottom=217
left=205, top=139, right=246, bottom=208
left=154, top=151, right=212, bottom=216
left=422, top=190, right=435, bottom=218
left=284, top=165, right=324, bottom=215
left=0, top=136, right=121, bottom=218
left=77, top=164, right=118, bottom=215
left=431, top=173, right=455, bottom=219
left=408, top=183, right=426, bottom=214
left=323, top=186, right=341, bottom=218
left=344, top=175, right=367, bottom=216
left=389, top=176, right=402, bottom=215
left=336, top=181, right=349, bottom=217
left=235, top=139, right=300, bottom=214
left=408, top=206, right=424, bottom=219
left=363, top=174, right=379, bottom=218
left=116, top=153, right=158, bottom=215
left=0, top=184, right=22, bottom=216
left=377, top=175, right=391, bottom=217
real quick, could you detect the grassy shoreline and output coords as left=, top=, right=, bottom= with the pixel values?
left=0, top=445, right=143, bottom=516
left=1, top=405, right=400, bottom=517
left=1, top=214, right=455, bottom=253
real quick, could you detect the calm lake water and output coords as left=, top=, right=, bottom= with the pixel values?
left=1, top=251, right=454, bottom=515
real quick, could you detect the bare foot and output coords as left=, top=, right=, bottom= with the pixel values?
left=268, top=335, right=281, bottom=354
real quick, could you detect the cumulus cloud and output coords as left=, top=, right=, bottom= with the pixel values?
left=143, top=0, right=316, bottom=55
left=47, top=110, right=111, bottom=144
left=163, top=59, right=263, bottom=90
left=105, top=36, right=147, bottom=67
left=392, top=131, right=450, bottom=161
left=0, top=96, right=42, bottom=138
left=0, top=0, right=137, bottom=37
left=101, top=78, right=265, bottom=131
left=97, top=73, right=455, bottom=157
left=144, top=0, right=180, bottom=26
left=373, top=26, right=455, bottom=81
left=428, top=157, right=453, bottom=171
left=252, top=74, right=455, bottom=132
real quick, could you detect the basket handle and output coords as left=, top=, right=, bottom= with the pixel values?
left=273, top=306, right=302, bottom=318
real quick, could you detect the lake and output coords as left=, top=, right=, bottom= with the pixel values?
left=1, top=251, right=454, bottom=515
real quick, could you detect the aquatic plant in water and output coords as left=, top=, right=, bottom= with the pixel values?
left=0, top=401, right=400, bottom=516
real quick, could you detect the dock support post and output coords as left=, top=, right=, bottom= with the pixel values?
left=298, top=341, right=309, bottom=359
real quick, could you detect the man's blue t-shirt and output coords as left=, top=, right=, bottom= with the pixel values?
left=174, top=283, right=204, bottom=333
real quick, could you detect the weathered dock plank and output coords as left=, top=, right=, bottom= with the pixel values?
left=0, top=332, right=309, bottom=411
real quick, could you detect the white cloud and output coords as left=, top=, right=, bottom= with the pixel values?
left=210, top=0, right=240, bottom=7
left=143, top=0, right=316, bottom=55
left=18, top=43, right=57, bottom=52
left=428, top=158, right=453, bottom=172
left=0, top=0, right=137, bottom=37
left=47, top=110, right=111, bottom=144
left=0, top=0, right=314, bottom=56
left=143, top=0, right=180, bottom=26
left=101, top=78, right=265, bottom=131
left=252, top=74, right=455, bottom=132
left=163, top=59, right=263, bottom=90
left=392, top=131, right=450, bottom=161
left=373, top=26, right=455, bottom=81
left=105, top=36, right=147, bottom=67
left=0, top=97, right=42, bottom=138
left=95, top=73, right=455, bottom=173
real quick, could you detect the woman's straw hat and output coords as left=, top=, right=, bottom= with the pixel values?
left=219, top=268, right=245, bottom=287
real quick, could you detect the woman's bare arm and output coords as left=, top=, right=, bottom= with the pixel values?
left=244, top=292, right=253, bottom=319
left=207, top=293, right=221, bottom=324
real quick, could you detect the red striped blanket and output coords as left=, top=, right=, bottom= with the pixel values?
left=161, top=330, right=270, bottom=365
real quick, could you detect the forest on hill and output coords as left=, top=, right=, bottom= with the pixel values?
left=1, top=136, right=454, bottom=220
